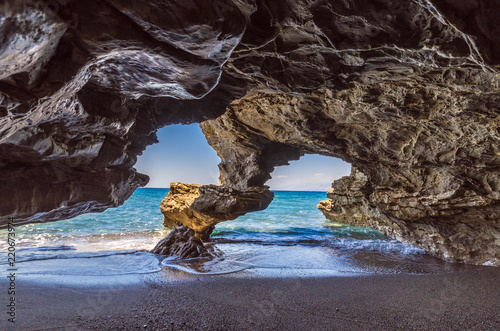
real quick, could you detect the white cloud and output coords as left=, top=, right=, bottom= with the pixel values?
left=313, top=173, right=325, bottom=177
left=273, top=175, right=288, bottom=179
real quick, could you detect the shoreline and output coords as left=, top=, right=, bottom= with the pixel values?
left=4, top=265, right=499, bottom=330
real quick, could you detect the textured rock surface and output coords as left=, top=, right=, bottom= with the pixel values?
left=0, top=0, right=245, bottom=226
left=318, top=168, right=500, bottom=265
left=1, top=0, right=499, bottom=264
left=151, top=226, right=217, bottom=258
left=160, top=182, right=273, bottom=235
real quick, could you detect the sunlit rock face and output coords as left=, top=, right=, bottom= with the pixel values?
left=0, top=0, right=499, bottom=264
left=160, top=182, right=273, bottom=235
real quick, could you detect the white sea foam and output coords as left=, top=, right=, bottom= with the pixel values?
left=0, top=189, right=470, bottom=279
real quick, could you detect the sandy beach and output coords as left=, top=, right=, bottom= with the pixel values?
left=4, top=265, right=499, bottom=331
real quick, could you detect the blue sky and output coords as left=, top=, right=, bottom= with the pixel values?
left=135, top=124, right=351, bottom=191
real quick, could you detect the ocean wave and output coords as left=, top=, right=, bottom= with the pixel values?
left=0, top=248, right=144, bottom=265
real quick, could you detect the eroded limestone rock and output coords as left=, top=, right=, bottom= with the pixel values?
left=318, top=168, right=500, bottom=265
left=200, top=83, right=500, bottom=264
left=160, top=182, right=273, bottom=235
left=0, top=0, right=245, bottom=226
left=151, top=226, right=216, bottom=258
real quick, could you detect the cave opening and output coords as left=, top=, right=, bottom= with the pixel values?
left=134, top=124, right=354, bottom=234
left=210, top=153, right=353, bottom=240
left=267, top=154, right=351, bottom=192
left=135, top=123, right=220, bottom=188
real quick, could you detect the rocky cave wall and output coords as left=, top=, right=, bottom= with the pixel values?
left=0, top=0, right=499, bottom=265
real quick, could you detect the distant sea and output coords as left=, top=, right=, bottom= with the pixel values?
left=0, top=188, right=467, bottom=281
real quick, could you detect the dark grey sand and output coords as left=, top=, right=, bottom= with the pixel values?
left=3, top=266, right=500, bottom=331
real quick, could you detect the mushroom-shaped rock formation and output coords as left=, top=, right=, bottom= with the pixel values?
left=159, top=182, right=273, bottom=236
left=0, top=0, right=499, bottom=265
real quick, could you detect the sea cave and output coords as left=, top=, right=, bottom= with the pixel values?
left=1, top=0, right=499, bottom=266
left=2, top=0, right=500, bottom=329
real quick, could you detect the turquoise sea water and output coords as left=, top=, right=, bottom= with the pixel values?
left=0, top=188, right=466, bottom=280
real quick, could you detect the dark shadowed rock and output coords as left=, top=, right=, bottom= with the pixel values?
left=0, top=0, right=246, bottom=226
left=151, top=226, right=216, bottom=258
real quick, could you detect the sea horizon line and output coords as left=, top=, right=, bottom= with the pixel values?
left=139, top=187, right=329, bottom=193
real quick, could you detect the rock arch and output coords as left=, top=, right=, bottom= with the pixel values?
left=0, top=0, right=499, bottom=265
